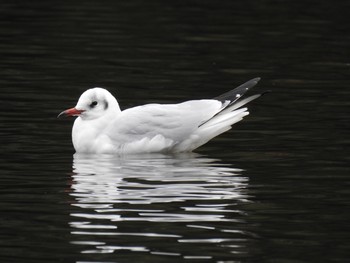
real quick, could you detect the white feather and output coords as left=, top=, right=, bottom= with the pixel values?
left=61, top=79, right=262, bottom=154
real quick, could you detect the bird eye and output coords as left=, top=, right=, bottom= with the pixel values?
left=90, top=101, right=98, bottom=108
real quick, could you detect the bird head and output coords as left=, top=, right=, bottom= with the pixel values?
left=58, top=88, right=120, bottom=120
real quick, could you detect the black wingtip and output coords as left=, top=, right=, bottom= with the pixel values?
left=239, top=77, right=261, bottom=87
left=238, top=77, right=261, bottom=90
left=213, top=77, right=262, bottom=103
left=247, top=77, right=261, bottom=87
left=261, top=90, right=271, bottom=97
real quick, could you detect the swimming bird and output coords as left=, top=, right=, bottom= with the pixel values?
left=58, top=78, right=263, bottom=154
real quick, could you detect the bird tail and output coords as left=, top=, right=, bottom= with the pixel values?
left=174, top=78, right=264, bottom=152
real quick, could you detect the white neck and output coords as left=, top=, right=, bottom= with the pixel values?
left=72, top=100, right=121, bottom=153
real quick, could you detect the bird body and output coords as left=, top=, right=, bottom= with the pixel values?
left=59, top=78, right=262, bottom=154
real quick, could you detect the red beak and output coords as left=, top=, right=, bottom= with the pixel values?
left=57, top=108, right=85, bottom=118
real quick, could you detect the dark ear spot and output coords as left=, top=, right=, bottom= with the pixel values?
left=104, top=101, right=109, bottom=110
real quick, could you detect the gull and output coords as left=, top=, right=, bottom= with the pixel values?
left=58, top=78, right=263, bottom=154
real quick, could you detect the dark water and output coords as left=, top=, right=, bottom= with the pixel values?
left=1, top=1, right=349, bottom=262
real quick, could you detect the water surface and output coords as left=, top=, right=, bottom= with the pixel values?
left=1, top=1, right=349, bottom=262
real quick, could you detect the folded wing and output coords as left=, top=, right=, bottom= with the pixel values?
left=105, top=78, right=262, bottom=153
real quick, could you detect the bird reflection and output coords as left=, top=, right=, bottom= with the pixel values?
left=69, top=153, right=252, bottom=258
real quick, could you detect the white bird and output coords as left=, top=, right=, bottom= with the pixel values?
left=58, top=78, right=263, bottom=154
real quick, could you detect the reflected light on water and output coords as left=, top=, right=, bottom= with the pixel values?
left=68, top=154, right=253, bottom=260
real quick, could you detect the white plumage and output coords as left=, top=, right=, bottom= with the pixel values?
left=58, top=78, right=262, bottom=154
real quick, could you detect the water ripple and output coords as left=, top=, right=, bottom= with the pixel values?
left=69, top=153, right=252, bottom=259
